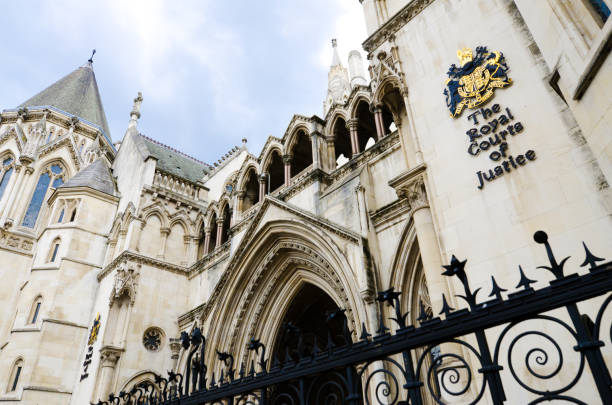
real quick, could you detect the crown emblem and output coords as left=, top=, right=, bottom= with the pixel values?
left=457, top=47, right=473, bottom=66
left=443, top=46, right=512, bottom=118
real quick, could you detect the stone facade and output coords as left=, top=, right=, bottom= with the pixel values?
left=0, top=1, right=610, bottom=404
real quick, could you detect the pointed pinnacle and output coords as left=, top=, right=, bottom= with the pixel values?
left=580, top=241, right=605, bottom=271
left=439, top=294, right=455, bottom=317
left=417, top=299, right=430, bottom=323
left=516, top=265, right=536, bottom=290
left=489, top=275, right=507, bottom=300
left=360, top=322, right=371, bottom=341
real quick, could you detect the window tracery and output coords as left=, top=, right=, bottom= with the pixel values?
left=22, top=164, right=65, bottom=228
left=0, top=157, right=14, bottom=201
left=142, top=327, right=164, bottom=351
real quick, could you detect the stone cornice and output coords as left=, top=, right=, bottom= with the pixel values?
left=369, top=197, right=411, bottom=228
left=48, top=185, right=119, bottom=205
left=362, top=0, right=436, bottom=53
left=388, top=163, right=429, bottom=211
left=144, top=184, right=207, bottom=210
left=98, top=250, right=189, bottom=281
left=189, top=242, right=230, bottom=276
left=178, top=302, right=206, bottom=329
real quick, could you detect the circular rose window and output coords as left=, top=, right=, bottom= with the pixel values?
left=142, top=327, right=164, bottom=351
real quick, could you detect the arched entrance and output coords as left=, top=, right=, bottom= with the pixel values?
left=268, top=283, right=363, bottom=404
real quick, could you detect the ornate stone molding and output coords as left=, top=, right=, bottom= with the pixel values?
left=109, top=262, right=140, bottom=306
left=388, top=163, right=429, bottom=212
left=99, top=346, right=123, bottom=367
left=369, top=197, right=411, bottom=228
left=98, top=250, right=189, bottom=282
left=362, top=0, right=436, bottom=53
left=0, top=229, right=34, bottom=255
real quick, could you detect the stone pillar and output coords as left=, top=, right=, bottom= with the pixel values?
left=401, top=89, right=424, bottom=165
left=373, top=106, right=385, bottom=140
left=235, top=191, right=246, bottom=219
left=215, top=218, right=224, bottom=248
left=105, top=240, right=117, bottom=264
left=392, top=169, right=449, bottom=314
left=347, top=119, right=360, bottom=156
left=355, top=184, right=369, bottom=238
left=283, top=155, right=292, bottom=186
left=158, top=227, right=170, bottom=259
left=95, top=347, right=122, bottom=402
left=203, top=226, right=212, bottom=254
left=118, top=230, right=128, bottom=253
left=310, top=131, right=321, bottom=170
left=0, top=164, right=20, bottom=219
left=185, top=235, right=196, bottom=264
left=258, top=174, right=267, bottom=201
left=326, top=138, right=336, bottom=171
left=169, top=338, right=182, bottom=372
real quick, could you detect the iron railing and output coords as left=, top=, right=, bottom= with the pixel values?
left=97, top=230, right=612, bottom=404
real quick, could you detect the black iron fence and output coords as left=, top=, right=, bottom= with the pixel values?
left=97, top=231, right=612, bottom=404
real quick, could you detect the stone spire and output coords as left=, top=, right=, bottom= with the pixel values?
left=128, top=92, right=143, bottom=129
left=331, top=38, right=341, bottom=66
left=19, top=57, right=111, bottom=138
left=324, top=39, right=351, bottom=115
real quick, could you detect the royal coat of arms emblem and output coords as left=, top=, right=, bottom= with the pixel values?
left=444, top=46, right=512, bottom=118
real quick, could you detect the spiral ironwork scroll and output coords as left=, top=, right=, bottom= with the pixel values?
left=494, top=315, right=584, bottom=397
left=359, top=357, right=407, bottom=405
left=416, top=339, right=487, bottom=405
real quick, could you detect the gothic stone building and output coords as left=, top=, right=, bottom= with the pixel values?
left=0, top=0, right=611, bottom=404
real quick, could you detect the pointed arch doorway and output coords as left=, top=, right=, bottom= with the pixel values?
left=268, top=283, right=364, bottom=404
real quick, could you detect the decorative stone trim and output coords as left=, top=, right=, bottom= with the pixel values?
left=110, top=263, right=140, bottom=306
left=100, top=346, right=124, bottom=367
left=388, top=163, right=429, bottom=212
left=369, top=198, right=411, bottom=228
left=0, top=229, right=34, bottom=255
left=98, top=250, right=189, bottom=282
left=191, top=242, right=230, bottom=273
left=178, top=302, right=206, bottom=329
left=362, top=0, right=436, bottom=53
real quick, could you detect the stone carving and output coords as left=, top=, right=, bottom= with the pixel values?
left=109, top=263, right=140, bottom=305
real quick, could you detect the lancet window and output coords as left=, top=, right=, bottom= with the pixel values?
left=290, top=130, right=312, bottom=177
left=7, top=358, right=23, bottom=392
left=22, top=164, right=65, bottom=228
left=0, top=157, right=14, bottom=201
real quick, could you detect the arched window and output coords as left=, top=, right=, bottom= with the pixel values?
left=22, top=164, right=64, bottom=228
left=264, top=150, right=284, bottom=194
left=49, top=238, right=61, bottom=263
left=7, top=358, right=23, bottom=392
left=242, top=168, right=260, bottom=211
left=332, top=117, right=351, bottom=166
left=0, top=157, right=14, bottom=201
left=355, top=100, right=377, bottom=152
left=57, top=209, right=65, bottom=223
left=220, top=204, right=231, bottom=245
left=290, top=130, right=313, bottom=177
left=29, top=296, right=42, bottom=324
left=69, top=208, right=77, bottom=222
left=208, top=213, right=218, bottom=253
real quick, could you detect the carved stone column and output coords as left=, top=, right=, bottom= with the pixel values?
left=169, top=338, right=182, bottom=372
left=347, top=119, right=360, bottom=156
left=283, top=155, right=292, bottom=186
left=128, top=218, right=144, bottom=251
left=203, top=226, right=212, bottom=254
left=354, top=184, right=369, bottom=238
left=373, top=106, right=385, bottom=140
left=158, top=227, right=170, bottom=259
left=389, top=165, right=450, bottom=314
left=310, top=131, right=321, bottom=170
left=215, top=218, right=224, bottom=248
left=94, top=346, right=123, bottom=402
left=258, top=174, right=267, bottom=202
left=3, top=164, right=32, bottom=226
left=185, top=235, right=195, bottom=264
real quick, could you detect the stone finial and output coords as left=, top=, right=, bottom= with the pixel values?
left=128, top=92, right=143, bottom=129
left=332, top=38, right=337, bottom=48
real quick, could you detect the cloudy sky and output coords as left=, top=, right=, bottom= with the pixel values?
left=0, top=1, right=367, bottom=163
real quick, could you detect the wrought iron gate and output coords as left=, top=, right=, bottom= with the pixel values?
left=98, top=231, right=612, bottom=404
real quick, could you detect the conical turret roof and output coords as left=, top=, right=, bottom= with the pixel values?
left=19, top=61, right=111, bottom=138
left=59, top=159, right=116, bottom=196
